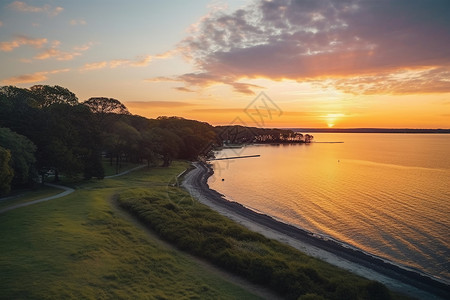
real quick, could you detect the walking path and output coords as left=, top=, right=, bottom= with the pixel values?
left=0, top=164, right=146, bottom=214
left=0, top=183, right=74, bottom=214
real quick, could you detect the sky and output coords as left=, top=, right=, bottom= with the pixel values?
left=1, top=0, right=449, bottom=128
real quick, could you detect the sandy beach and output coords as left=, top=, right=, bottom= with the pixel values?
left=182, top=162, right=449, bottom=300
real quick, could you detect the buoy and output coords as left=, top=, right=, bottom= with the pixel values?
left=222, top=178, right=225, bottom=181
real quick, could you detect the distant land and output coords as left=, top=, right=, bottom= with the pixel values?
left=288, top=128, right=450, bottom=134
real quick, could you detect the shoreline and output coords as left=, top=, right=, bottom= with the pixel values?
left=182, top=161, right=449, bottom=299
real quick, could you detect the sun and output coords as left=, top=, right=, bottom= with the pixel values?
left=323, top=113, right=344, bottom=128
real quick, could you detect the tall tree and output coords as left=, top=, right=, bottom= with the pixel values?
left=0, top=128, right=36, bottom=187
left=82, top=97, right=130, bottom=128
left=0, top=86, right=38, bottom=136
left=0, top=147, right=14, bottom=195
left=30, top=85, right=78, bottom=108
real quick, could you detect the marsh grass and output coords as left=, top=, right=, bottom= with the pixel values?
left=0, top=162, right=260, bottom=299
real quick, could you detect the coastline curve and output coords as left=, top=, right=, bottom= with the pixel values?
left=182, top=161, right=449, bottom=299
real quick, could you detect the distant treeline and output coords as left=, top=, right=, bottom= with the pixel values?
left=0, top=85, right=310, bottom=195
left=216, top=125, right=314, bottom=144
left=291, top=128, right=450, bottom=133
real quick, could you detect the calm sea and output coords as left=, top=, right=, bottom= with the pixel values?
left=208, top=133, right=450, bottom=283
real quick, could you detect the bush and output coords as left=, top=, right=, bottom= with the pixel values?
left=118, top=188, right=396, bottom=300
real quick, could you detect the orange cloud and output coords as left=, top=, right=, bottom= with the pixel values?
left=34, top=48, right=81, bottom=61
left=126, top=101, right=195, bottom=108
left=0, top=35, right=47, bottom=52
left=9, top=1, right=63, bottom=16
left=80, top=61, right=108, bottom=71
left=81, top=55, right=153, bottom=71
left=1, top=68, right=70, bottom=84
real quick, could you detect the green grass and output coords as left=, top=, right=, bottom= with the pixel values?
left=0, top=186, right=62, bottom=210
left=102, top=158, right=143, bottom=177
left=0, top=162, right=260, bottom=299
left=118, top=170, right=408, bottom=300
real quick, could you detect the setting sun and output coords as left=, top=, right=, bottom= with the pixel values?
left=323, top=113, right=344, bottom=128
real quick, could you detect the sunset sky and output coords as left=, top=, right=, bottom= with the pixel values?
left=1, top=0, right=449, bottom=128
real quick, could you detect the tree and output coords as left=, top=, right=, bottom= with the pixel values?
left=150, top=127, right=182, bottom=167
left=0, top=86, right=39, bottom=136
left=34, top=103, right=103, bottom=182
left=0, top=128, right=36, bottom=186
left=0, top=147, right=14, bottom=195
left=103, top=121, right=141, bottom=173
left=82, top=97, right=130, bottom=127
left=304, top=134, right=314, bottom=143
left=30, top=85, right=78, bottom=108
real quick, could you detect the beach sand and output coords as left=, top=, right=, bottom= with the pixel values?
left=182, top=162, right=449, bottom=300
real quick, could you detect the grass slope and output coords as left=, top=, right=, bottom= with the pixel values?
left=119, top=167, right=408, bottom=300
left=0, top=162, right=259, bottom=299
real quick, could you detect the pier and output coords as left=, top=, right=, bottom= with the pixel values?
left=207, top=154, right=261, bottom=161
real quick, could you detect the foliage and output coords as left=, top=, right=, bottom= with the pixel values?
left=119, top=183, right=397, bottom=300
left=216, top=125, right=313, bottom=144
left=0, top=147, right=14, bottom=195
left=0, top=84, right=311, bottom=192
left=0, top=128, right=36, bottom=187
left=30, top=85, right=78, bottom=108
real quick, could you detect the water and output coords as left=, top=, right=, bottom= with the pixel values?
left=208, top=133, right=450, bottom=283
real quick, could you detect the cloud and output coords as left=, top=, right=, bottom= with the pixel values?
left=130, top=55, right=152, bottom=66
left=32, top=41, right=92, bottom=61
left=174, top=87, right=195, bottom=92
left=0, top=35, right=47, bottom=51
left=73, top=42, right=94, bottom=52
left=330, top=67, right=450, bottom=95
left=189, top=108, right=318, bottom=117
left=155, top=49, right=178, bottom=59
left=151, top=72, right=262, bottom=94
left=0, top=21, right=3, bottom=27
left=34, top=48, right=81, bottom=61
left=70, top=19, right=87, bottom=26
left=80, top=61, right=108, bottom=71
left=177, top=0, right=450, bottom=94
left=1, top=68, right=70, bottom=84
left=9, top=1, right=63, bottom=16
left=81, top=55, right=153, bottom=71
left=126, top=101, right=194, bottom=108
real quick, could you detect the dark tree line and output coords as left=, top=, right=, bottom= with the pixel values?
left=0, top=84, right=312, bottom=195
left=0, top=85, right=217, bottom=195
left=215, top=125, right=313, bottom=144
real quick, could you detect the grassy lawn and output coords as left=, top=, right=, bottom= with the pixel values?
left=0, top=186, right=62, bottom=211
left=0, top=161, right=260, bottom=299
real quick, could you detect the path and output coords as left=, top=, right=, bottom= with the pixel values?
left=104, top=164, right=146, bottom=178
left=0, top=164, right=146, bottom=214
left=0, top=183, right=74, bottom=214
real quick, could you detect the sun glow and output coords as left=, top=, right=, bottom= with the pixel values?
left=323, top=113, right=344, bottom=128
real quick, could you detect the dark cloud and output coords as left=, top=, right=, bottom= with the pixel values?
left=176, top=0, right=450, bottom=94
